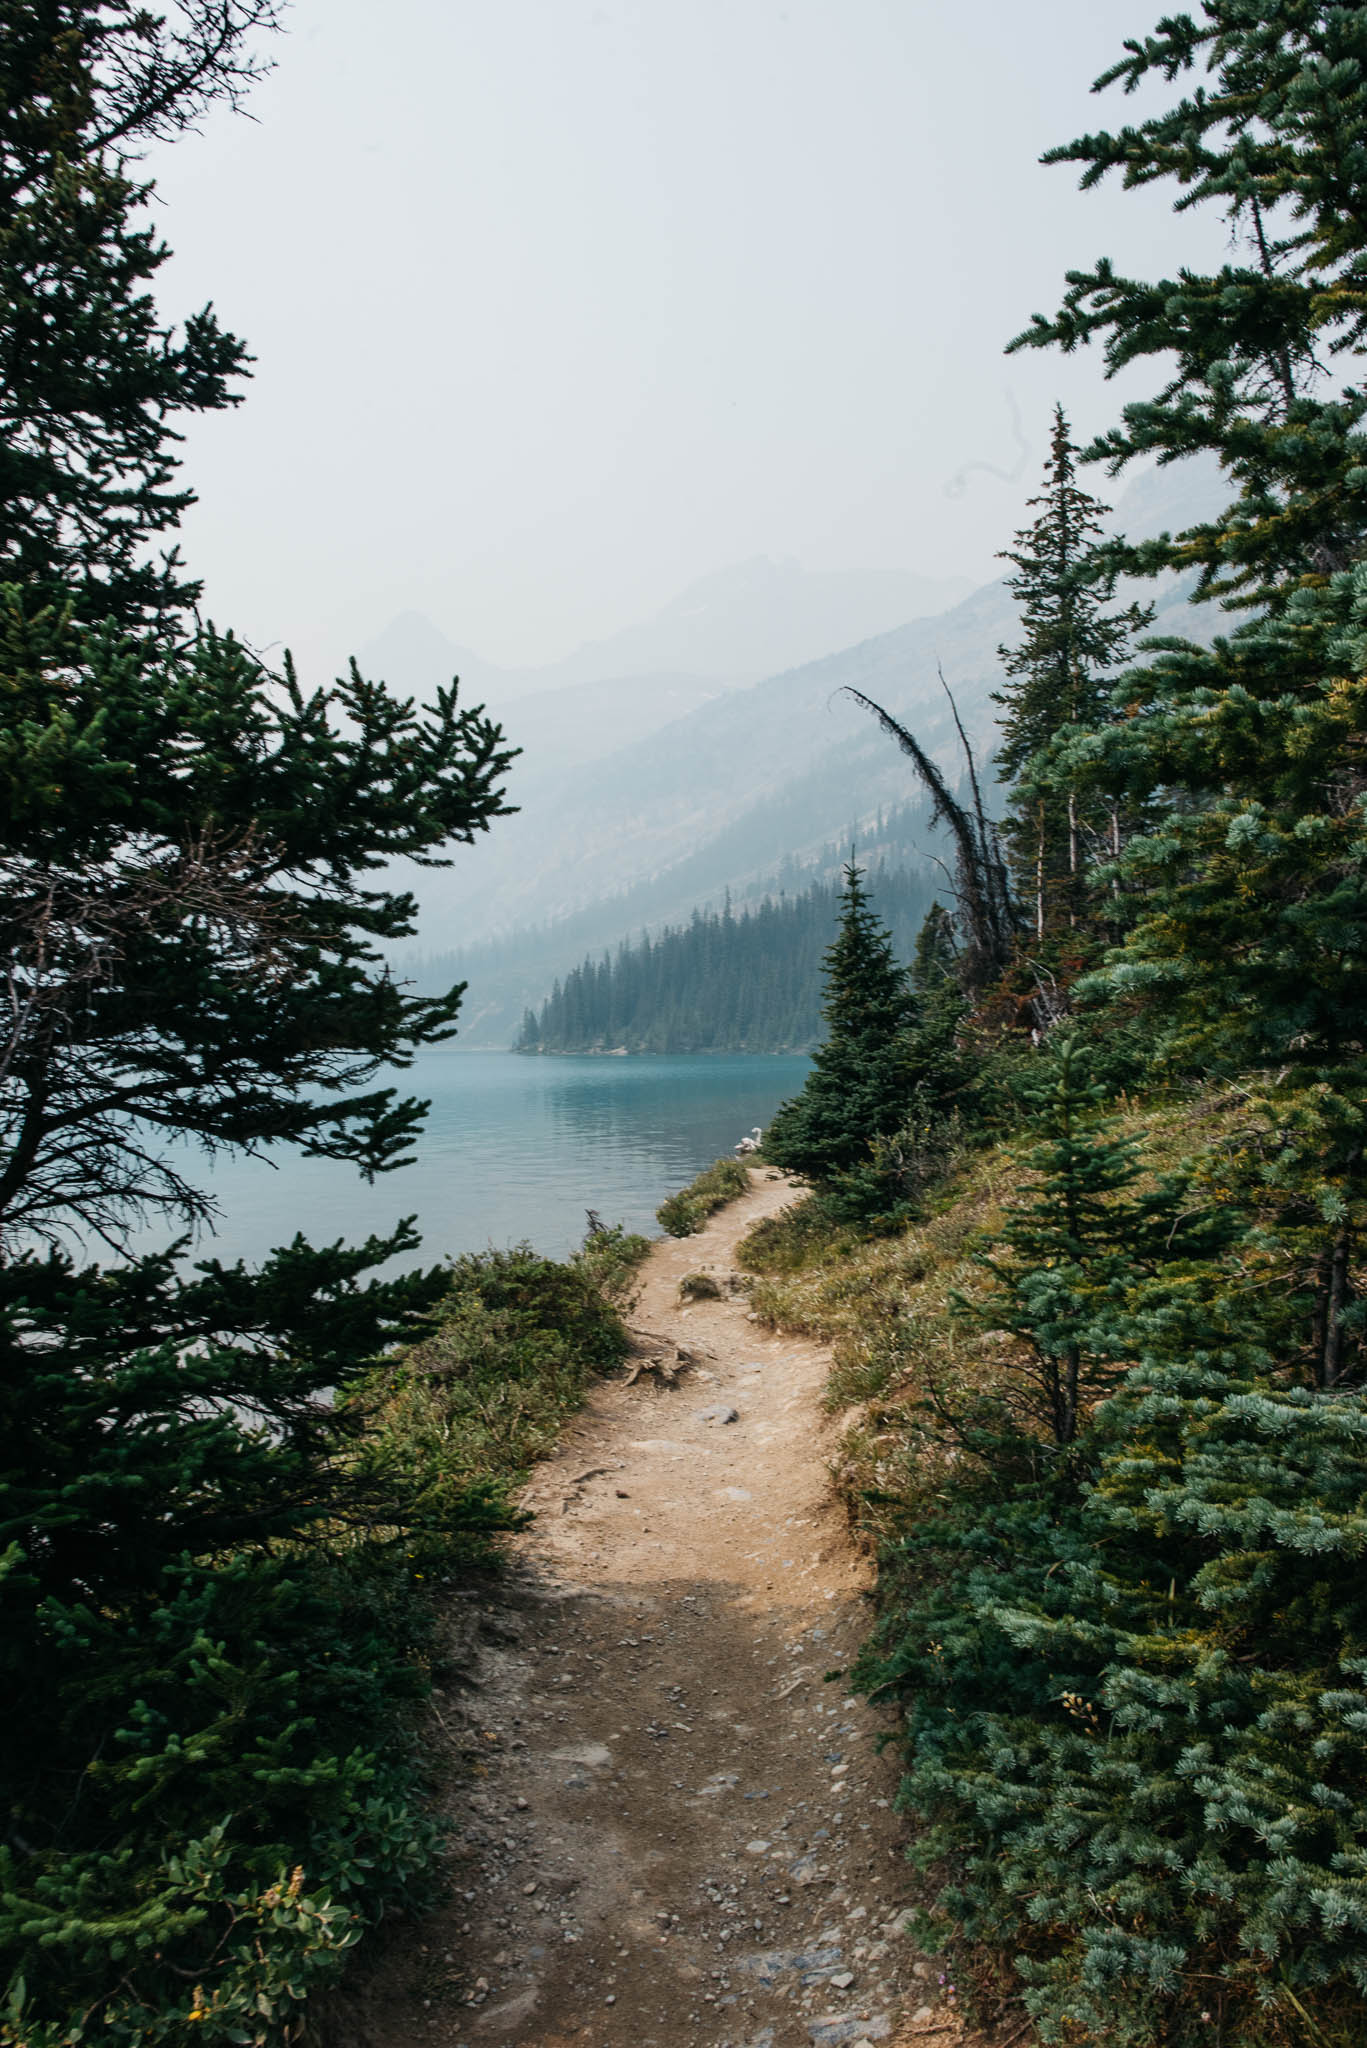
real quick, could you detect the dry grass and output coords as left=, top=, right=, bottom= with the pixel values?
left=737, top=1085, right=1229, bottom=1548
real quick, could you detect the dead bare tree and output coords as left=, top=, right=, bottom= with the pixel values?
left=843, top=673, right=1016, bottom=987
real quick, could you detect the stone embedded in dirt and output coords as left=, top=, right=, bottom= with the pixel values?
left=696, top=1404, right=740, bottom=1423
left=829, top=1970, right=855, bottom=1988
left=745, top=1839, right=771, bottom=1854
left=744, top=1947, right=843, bottom=1987
left=808, top=2015, right=890, bottom=2045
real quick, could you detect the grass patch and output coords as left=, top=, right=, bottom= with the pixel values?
left=656, top=1156, right=751, bottom=1236
left=354, top=1237, right=645, bottom=1561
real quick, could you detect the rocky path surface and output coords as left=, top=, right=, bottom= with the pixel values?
left=340, top=1170, right=976, bottom=2048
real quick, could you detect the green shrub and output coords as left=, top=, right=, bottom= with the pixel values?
left=570, top=1220, right=652, bottom=1310
left=737, top=1193, right=854, bottom=1274
left=656, top=1157, right=751, bottom=1236
left=678, top=1271, right=723, bottom=1301
left=1, top=1236, right=637, bottom=2043
left=0, top=1538, right=445, bottom=2045
left=354, top=1244, right=634, bottom=1561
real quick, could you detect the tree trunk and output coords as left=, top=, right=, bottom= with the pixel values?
left=1321, top=1145, right=1362, bottom=1387
left=1036, top=801, right=1046, bottom=940
left=1067, top=790, right=1078, bottom=928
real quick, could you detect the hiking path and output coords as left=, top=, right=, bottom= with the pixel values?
left=340, top=1168, right=981, bottom=2048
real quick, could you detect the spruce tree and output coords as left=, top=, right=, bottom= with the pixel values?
left=0, top=3, right=279, bottom=635
left=962, top=1038, right=1224, bottom=1447
left=0, top=9, right=521, bottom=2034
left=865, top=12, right=1367, bottom=2039
left=765, top=864, right=917, bottom=1182
left=995, top=406, right=1151, bottom=941
left=1012, top=0, right=1367, bottom=1385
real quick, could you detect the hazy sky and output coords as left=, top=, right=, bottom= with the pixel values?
left=147, top=0, right=1219, bottom=677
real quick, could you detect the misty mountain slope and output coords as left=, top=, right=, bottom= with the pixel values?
left=413, top=799, right=952, bottom=1046
left=392, top=454, right=1236, bottom=1038
left=413, top=559, right=1214, bottom=952
left=354, top=554, right=972, bottom=713
left=540, top=555, right=974, bottom=686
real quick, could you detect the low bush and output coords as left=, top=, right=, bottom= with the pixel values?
left=570, top=1220, right=652, bottom=1310
left=737, top=1193, right=855, bottom=1275
left=354, top=1243, right=636, bottom=1563
left=656, top=1157, right=751, bottom=1236
left=678, top=1271, right=723, bottom=1301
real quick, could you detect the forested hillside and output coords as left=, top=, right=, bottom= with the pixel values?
left=405, top=799, right=951, bottom=1046
left=514, top=867, right=934, bottom=1053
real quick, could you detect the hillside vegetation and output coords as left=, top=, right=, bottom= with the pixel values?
left=514, top=867, right=934, bottom=1054
left=739, top=13, right=1367, bottom=2040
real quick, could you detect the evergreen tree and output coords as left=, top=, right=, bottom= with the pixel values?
left=1011, top=0, right=1367, bottom=1385
left=962, top=1038, right=1222, bottom=1447
left=995, top=406, right=1152, bottom=941
left=0, top=3, right=279, bottom=635
left=866, top=1269, right=1367, bottom=2046
left=0, top=10, right=520, bottom=2034
left=514, top=869, right=934, bottom=1056
left=764, top=864, right=917, bottom=1182
left=865, top=13, right=1367, bottom=2040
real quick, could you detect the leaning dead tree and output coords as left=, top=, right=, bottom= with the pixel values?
left=844, top=673, right=1015, bottom=989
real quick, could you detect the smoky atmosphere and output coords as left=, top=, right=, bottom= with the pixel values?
left=6, top=7, right=1364, bottom=2048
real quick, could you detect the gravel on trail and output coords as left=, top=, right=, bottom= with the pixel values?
left=335, top=1169, right=980, bottom=2048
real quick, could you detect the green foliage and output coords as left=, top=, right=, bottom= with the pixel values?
left=514, top=866, right=935, bottom=1055
left=0, top=11, right=523, bottom=2037
left=862, top=1272, right=1367, bottom=2047
left=765, top=864, right=921, bottom=1186
left=763, top=869, right=977, bottom=1229
left=961, top=1038, right=1226, bottom=1447
left=840, top=9, right=1367, bottom=2039
left=569, top=1219, right=652, bottom=1311
left=0, top=596, right=515, bottom=1246
left=995, top=405, right=1152, bottom=952
left=354, top=1243, right=635, bottom=1566
left=678, top=1271, right=723, bottom=1301
left=736, top=1194, right=855, bottom=1277
left=656, top=1156, right=751, bottom=1236
left=0, top=2, right=279, bottom=636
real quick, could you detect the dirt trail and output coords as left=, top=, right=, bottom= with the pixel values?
left=341, top=1170, right=973, bottom=2048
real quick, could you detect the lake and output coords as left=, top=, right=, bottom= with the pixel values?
left=172, top=1049, right=811, bottom=1270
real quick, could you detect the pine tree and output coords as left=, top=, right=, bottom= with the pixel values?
left=962, top=1037, right=1222, bottom=1447
left=0, top=4, right=280, bottom=635
left=864, top=12, right=1367, bottom=2038
left=995, top=406, right=1152, bottom=941
left=0, top=11, right=520, bottom=2034
left=1011, top=0, right=1367, bottom=1386
left=764, top=864, right=917, bottom=1182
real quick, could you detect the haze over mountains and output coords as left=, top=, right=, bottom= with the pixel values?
left=383, top=457, right=1229, bottom=1044
left=360, top=556, right=974, bottom=702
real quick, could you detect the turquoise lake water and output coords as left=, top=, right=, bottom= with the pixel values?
left=174, top=1049, right=811, bottom=1269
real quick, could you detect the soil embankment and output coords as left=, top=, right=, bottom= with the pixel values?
left=341, top=1169, right=973, bottom=2048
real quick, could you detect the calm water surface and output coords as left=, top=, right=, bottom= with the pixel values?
left=178, top=1050, right=811, bottom=1268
